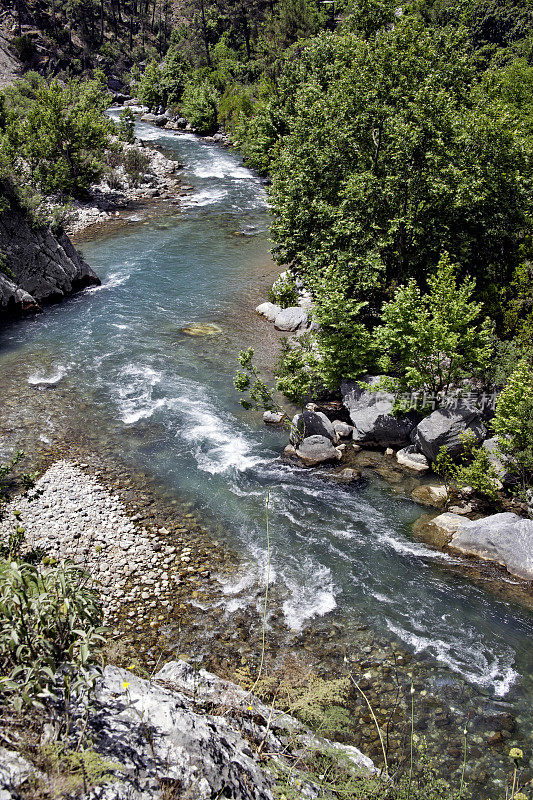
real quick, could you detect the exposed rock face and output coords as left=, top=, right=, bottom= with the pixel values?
left=341, top=377, right=418, bottom=448
left=290, top=410, right=337, bottom=444
left=482, top=437, right=515, bottom=485
left=274, top=306, right=308, bottom=331
left=295, top=435, right=342, bottom=466
left=0, top=188, right=100, bottom=318
left=411, top=403, right=486, bottom=462
left=75, top=660, right=373, bottom=800
left=428, top=512, right=533, bottom=580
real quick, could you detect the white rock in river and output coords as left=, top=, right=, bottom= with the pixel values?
left=274, top=306, right=308, bottom=331
left=263, top=410, right=286, bottom=424
left=333, top=419, right=354, bottom=438
left=429, top=511, right=533, bottom=580
left=396, top=445, right=430, bottom=473
left=255, top=302, right=281, bottom=322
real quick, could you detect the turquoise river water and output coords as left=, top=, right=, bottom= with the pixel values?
left=0, top=116, right=531, bottom=789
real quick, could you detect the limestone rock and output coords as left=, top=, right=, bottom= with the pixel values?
left=295, top=435, right=342, bottom=466
left=274, top=306, right=308, bottom=331
left=340, top=376, right=418, bottom=448
left=263, top=410, right=286, bottom=424
left=333, top=420, right=354, bottom=438
left=411, top=403, right=486, bottom=462
left=448, top=512, right=533, bottom=580
left=255, top=302, right=281, bottom=322
left=411, top=484, right=448, bottom=507
left=290, top=410, right=337, bottom=444
left=78, top=661, right=374, bottom=800
left=0, top=747, right=41, bottom=794
left=396, top=445, right=430, bottom=473
left=0, top=183, right=100, bottom=317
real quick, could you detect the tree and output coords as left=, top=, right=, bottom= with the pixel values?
left=136, top=59, right=165, bottom=109
left=492, top=358, right=533, bottom=493
left=180, top=80, right=220, bottom=133
left=373, top=254, right=494, bottom=396
left=4, top=75, right=112, bottom=198
left=255, top=20, right=531, bottom=307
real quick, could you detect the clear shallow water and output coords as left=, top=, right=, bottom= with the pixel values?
left=1, top=121, right=532, bottom=734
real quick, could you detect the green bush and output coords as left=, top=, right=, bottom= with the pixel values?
left=117, top=108, right=135, bottom=144
left=180, top=80, right=220, bottom=134
left=123, top=148, right=150, bottom=186
left=492, top=357, right=533, bottom=494
left=268, top=271, right=298, bottom=308
left=434, top=430, right=501, bottom=499
left=0, top=557, right=105, bottom=712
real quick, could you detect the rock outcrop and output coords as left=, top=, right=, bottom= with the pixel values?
left=0, top=184, right=100, bottom=318
left=290, top=410, right=337, bottom=444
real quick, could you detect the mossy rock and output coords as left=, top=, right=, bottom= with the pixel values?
left=180, top=323, right=222, bottom=337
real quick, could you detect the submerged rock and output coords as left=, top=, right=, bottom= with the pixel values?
left=180, top=323, right=223, bottom=336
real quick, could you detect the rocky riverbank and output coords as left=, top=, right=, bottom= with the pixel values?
left=65, top=138, right=184, bottom=239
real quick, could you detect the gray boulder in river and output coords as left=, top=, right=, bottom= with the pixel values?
left=0, top=184, right=100, bottom=317
left=428, top=512, right=533, bottom=581
left=290, top=410, right=337, bottom=444
left=295, top=434, right=342, bottom=466
left=411, top=402, right=486, bottom=461
left=341, top=377, right=418, bottom=448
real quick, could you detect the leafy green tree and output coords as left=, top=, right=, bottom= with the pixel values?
left=117, top=108, right=135, bottom=143
left=374, top=254, right=494, bottom=396
left=3, top=76, right=112, bottom=198
left=492, top=357, right=533, bottom=493
left=181, top=80, right=220, bottom=133
left=161, top=44, right=187, bottom=105
left=136, top=59, right=165, bottom=109
left=251, top=20, right=531, bottom=307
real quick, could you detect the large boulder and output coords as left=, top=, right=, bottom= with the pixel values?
left=482, top=437, right=515, bottom=486
left=341, top=376, right=418, bottom=448
left=255, top=301, right=281, bottom=322
left=290, top=410, right=336, bottom=444
left=274, top=306, right=308, bottom=331
left=411, top=403, right=486, bottom=462
left=429, top=512, right=533, bottom=580
left=333, top=419, right=354, bottom=438
left=295, top=435, right=342, bottom=466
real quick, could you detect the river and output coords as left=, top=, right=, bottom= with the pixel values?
left=0, top=117, right=531, bottom=791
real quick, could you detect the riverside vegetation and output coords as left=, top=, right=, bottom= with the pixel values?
left=0, top=0, right=532, bottom=796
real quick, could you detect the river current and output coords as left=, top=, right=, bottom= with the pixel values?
left=0, top=117, right=531, bottom=785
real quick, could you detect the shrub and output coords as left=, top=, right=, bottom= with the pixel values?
left=434, top=431, right=501, bottom=499
left=0, top=557, right=105, bottom=712
left=123, top=148, right=150, bottom=186
left=117, top=108, right=135, bottom=144
left=492, top=357, right=533, bottom=493
left=268, top=270, right=298, bottom=308
left=180, top=81, right=220, bottom=134
left=12, top=35, right=36, bottom=62
left=275, top=335, right=322, bottom=404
